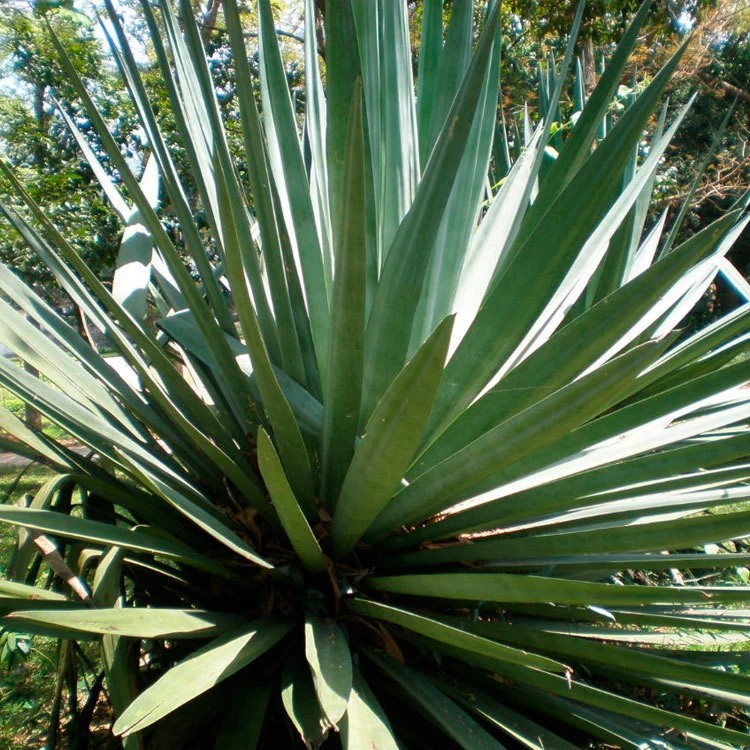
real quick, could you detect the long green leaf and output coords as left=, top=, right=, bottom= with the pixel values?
left=367, top=342, right=661, bottom=540
left=113, top=618, right=292, bottom=736
left=340, top=668, right=400, bottom=750
left=424, top=0, right=474, bottom=151
left=5, top=608, right=242, bottom=641
left=0, top=580, right=68, bottom=601
left=351, top=0, right=420, bottom=263
left=412, top=8, right=502, bottom=346
left=368, top=572, right=750, bottom=607
left=324, top=0, right=360, bottom=240
left=364, top=649, right=507, bottom=750
left=0, top=258, right=187, bottom=459
left=451, top=126, right=545, bottom=352
left=347, top=598, right=566, bottom=673
left=305, top=615, right=353, bottom=726
left=434, top=676, right=579, bottom=750
left=304, top=0, right=334, bottom=287
left=331, top=316, right=453, bottom=555
left=0, top=173, right=257, bottom=491
left=321, top=81, right=367, bottom=505
left=417, top=210, right=745, bottom=478
left=159, top=0, right=282, bottom=363
left=256, top=429, right=325, bottom=574
left=101, top=6, right=226, bottom=332
left=433, top=40, right=690, bottom=430
left=222, top=0, right=309, bottom=387
left=257, top=0, right=330, bottom=380
left=281, top=652, right=332, bottom=747
left=406, top=362, right=750, bottom=550
left=360, top=0, right=501, bottom=421
left=415, top=0, right=443, bottom=164
left=59, top=12, right=260, bottom=436
left=399, top=419, right=750, bottom=551
left=0, top=507, right=233, bottom=576
left=214, top=152, right=316, bottom=512
left=494, top=661, right=750, bottom=747
left=405, top=506, right=750, bottom=565
left=454, top=616, right=750, bottom=708
left=458, top=551, right=750, bottom=577
left=425, top=638, right=750, bottom=748
left=0, top=401, right=71, bottom=470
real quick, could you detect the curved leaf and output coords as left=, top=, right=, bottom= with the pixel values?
left=331, top=316, right=453, bottom=555
left=114, top=618, right=292, bottom=737
left=305, top=615, right=353, bottom=726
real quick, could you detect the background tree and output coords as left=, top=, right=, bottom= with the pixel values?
left=491, top=0, right=749, bottom=316
left=0, top=0, right=305, bottom=322
left=0, top=0, right=745, bottom=325
left=0, top=0, right=127, bottom=319
left=663, top=0, right=749, bottom=303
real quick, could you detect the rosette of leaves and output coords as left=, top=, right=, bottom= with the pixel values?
left=1, top=0, right=750, bottom=747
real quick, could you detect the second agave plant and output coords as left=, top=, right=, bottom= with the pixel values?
left=1, top=0, right=750, bottom=747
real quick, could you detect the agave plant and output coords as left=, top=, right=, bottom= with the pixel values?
left=1, top=0, right=750, bottom=746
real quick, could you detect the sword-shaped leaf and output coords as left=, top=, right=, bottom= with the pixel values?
left=257, top=429, right=325, bottom=574
left=364, top=649, right=507, bottom=750
left=340, top=668, right=400, bottom=750
left=305, top=615, right=353, bottom=726
left=331, top=316, right=453, bottom=556
left=113, top=618, right=292, bottom=736
left=321, top=82, right=367, bottom=505
left=5, top=608, right=242, bottom=641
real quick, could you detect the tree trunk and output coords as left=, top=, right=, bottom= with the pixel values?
left=201, top=0, right=222, bottom=42
left=23, top=362, right=43, bottom=431
left=23, top=315, right=43, bottom=431
left=581, top=36, right=597, bottom=97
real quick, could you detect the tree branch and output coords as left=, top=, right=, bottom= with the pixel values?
left=197, top=19, right=305, bottom=45
left=698, top=73, right=750, bottom=104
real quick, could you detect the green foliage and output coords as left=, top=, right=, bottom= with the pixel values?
left=0, top=0, right=749, bottom=748
left=0, top=3, right=124, bottom=314
left=0, top=632, right=56, bottom=750
left=0, top=465, right=58, bottom=750
left=665, top=19, right=750, bottom=232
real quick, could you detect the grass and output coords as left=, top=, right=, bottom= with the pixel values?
left=0, top=465, right=59, bottom=504
left=0, top=385, right=69, bottom=442
left=0, top=463, right=59, bottom=749
left=0, top=635, right=58, bottom=750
